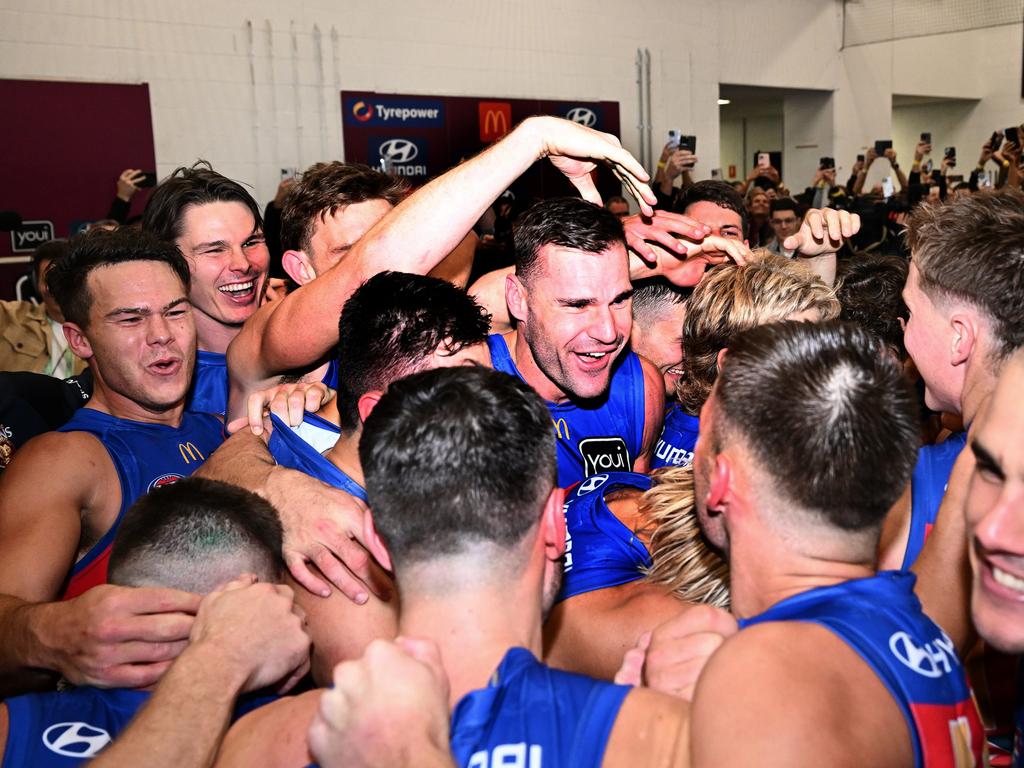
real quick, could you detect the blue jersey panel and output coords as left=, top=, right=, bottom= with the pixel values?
left=651, top=406, right=699, bottom=469
left=449, top=648, right=629, bottom=768
left=267, top=413, right=366, bottom=501
left=188, top=350, right=230, bottom=416
left=558, top=471, right=652, bottom=602
left=739, top=571, right=984, bottom=767
left=487, top=334, right=646, bottom=488
left=903, top=432, right=967, bottom=570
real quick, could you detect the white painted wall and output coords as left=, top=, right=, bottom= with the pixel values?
left=0, top=0, right=1019, bottom=205
left=0, top=0, right=845, bottom=204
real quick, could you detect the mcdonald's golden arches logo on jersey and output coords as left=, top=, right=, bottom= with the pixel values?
left=178, top=441, right=206, bottom=464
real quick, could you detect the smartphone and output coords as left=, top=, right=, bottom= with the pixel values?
left=943, top=147, right=956, bottom=167
left=875, top=140, right=893, bottom=155
left=1006, top=127, right=1021, bottom=147
left=857, top=154, right=865, bottom=162
left=819, top=156, right=835, bottom=170
left=679, top=135, right=697, bottom=154
left=920, top=132, right=931, bottom=144
left=710, top=168, right=721, bottom=179
left=881, top=176, right=895, bottom=199
left=137, top=171, right=158, bottom=189
left=922, top=159, right=933, bottom=175
left=667, top=129, right=682, bottom=150
left=757, top=152, right=770, bottom=169
left=280, top=167, right=298, bottom=180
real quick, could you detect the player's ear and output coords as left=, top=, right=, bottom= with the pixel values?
left=505, top=273, right=529, bottom=324
left=706, top=454, right=732, bottom=513
left=357, top=391, right=383, bottom=425
left=63, top=323, right=93, bottom=361
left=282, top=249, right=315, bottom=286
left=363, top=511, right=393, bottom=573
left=949, top=312, right=976, bottom=367
left=540, top=486, right=567, bottom=560
left=716, top=347, right=729, bottom=373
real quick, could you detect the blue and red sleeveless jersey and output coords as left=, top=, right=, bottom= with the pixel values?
left=739, top=571, right=984, bottom=767
left=558, top=471, right=652, bottom=602
left=487, top=334, right=646, bottom=488
left=266, top=413, right=365, bottom=501
left=449, top=647, right=629, bottom=768
left=2, top=685, right=274, bottom=767
left=187, top=350, right=229, bottom=416
left=651, top=405, right=699, bottom=469
left=903, top=432, right=967, bottom=570
left=56, top=408, right=224, bottom=599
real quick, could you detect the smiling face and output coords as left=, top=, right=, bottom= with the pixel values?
left=518, top=244, right=633, bottom=401
left=175, top=201, right=269, bottom=338
left=749, top=193, right=770, bottom=217
left=967, top=354, right=1024, bottom=653
left=75, top=261, right=196, bottom=414
left=631, top=302, right=687, bottom=398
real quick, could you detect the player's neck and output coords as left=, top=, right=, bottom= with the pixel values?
left=326, top=428, right=364, bottom=486
left=399, top=580, right=544, bottom=709
left=194, top=311, right=241, bottom=355
left=87, top=382, right=185, bottom=427
left=508, top=329, right=568, bottom=404
left=960, top=359, right=998, bottom=428
left=728, top=529, right=876, bottom=620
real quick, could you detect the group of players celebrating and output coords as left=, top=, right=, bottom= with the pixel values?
left=0, top=114, right=1022, bottom=767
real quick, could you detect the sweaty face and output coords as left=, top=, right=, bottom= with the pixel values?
left=176, top=201, right=269, bottom=330
left=631, top=303, right=686, bottom=399
left=693, top=390, right=728, bottom=553
left=770, top=209, right=800, bottom=242
left=522, top=244, right=633, bottom=401
left=683, top=201, right=744, bottom=241
left=308, top=199, right=394, bottom=276
left=967, top=356, right=1024, bottom=653
left=902, top=261, right=963, bottom=414
left=81, top=261, right=196, bottom=413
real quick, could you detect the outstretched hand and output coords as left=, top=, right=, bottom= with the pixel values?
left=783, top=208, right=860, bottom=256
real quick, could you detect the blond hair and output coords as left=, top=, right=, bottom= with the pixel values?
left=677, top=252, right=840, bottom=415
left=638, top=466, right=730, bottom=609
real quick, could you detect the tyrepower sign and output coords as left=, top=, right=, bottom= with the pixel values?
left=344, top=96, right=445, bottom=128
left=10, top=220, right=54, bottom=253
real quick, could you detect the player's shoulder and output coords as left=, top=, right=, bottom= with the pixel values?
left=215, top=690, right=321, bottom=768
left=5, top=427, right=109, bottom=476
left=603, top=687, right=689, bottom=768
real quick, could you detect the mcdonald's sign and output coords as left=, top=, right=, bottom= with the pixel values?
left=478, top=101, right=512, bottom=143
left=178, top=441, right=206, bottom=464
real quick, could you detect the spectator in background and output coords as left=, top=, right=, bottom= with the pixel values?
left=106, top=168, right=148, bottom=225
left=262, top=175, right=295, bottom=280
left=653, top=140, right=697, bottom=210
left=765, top=197, right=802, bottom=257
left=744, top=188, right=772, bottom=247
left=0, top=239, right=85, bottom=378
left=604, top=195, right=630, bottom=218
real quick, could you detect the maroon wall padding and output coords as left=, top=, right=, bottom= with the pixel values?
left=0, top=79, right=156, bottom=299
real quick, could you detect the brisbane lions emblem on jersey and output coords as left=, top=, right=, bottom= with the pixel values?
left=148, top=473, right=184, bottom=491
left=578, top=437, right=631, bottom=477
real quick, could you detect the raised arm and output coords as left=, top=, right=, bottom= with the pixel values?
left=245, top=116, right=655, bottom=381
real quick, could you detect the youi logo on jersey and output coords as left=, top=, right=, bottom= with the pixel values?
left=578, top=437, right=631, bottom=476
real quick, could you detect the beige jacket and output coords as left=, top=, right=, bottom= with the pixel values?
left=0, top=300, right=86, bottom=375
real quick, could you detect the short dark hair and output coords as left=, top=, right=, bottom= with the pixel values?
left=280, top=163, right=408, bottom=254
left=714, top=321, right=918, bottom=531
left=513, top=197, right=625, bottom=284
left=675, top=181, right=749, bottom=235
left=335, top=272, right=491, bottom=431
left=360, top=366, right=557, bottom=569
left=906, top=188, right=1024, bottom=359
left=47, top=229, right=190, bottom=328
left=32, top=239, right=69, bottom=281
left=837, top=253, right=909, bottom=360
left=631, top=277, right=691, bottom=325
left=108, top=477, right=285, bottom=593
left=769, top=197, right=800, bottom=217
left=142, top=161, right=263, bottom=243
